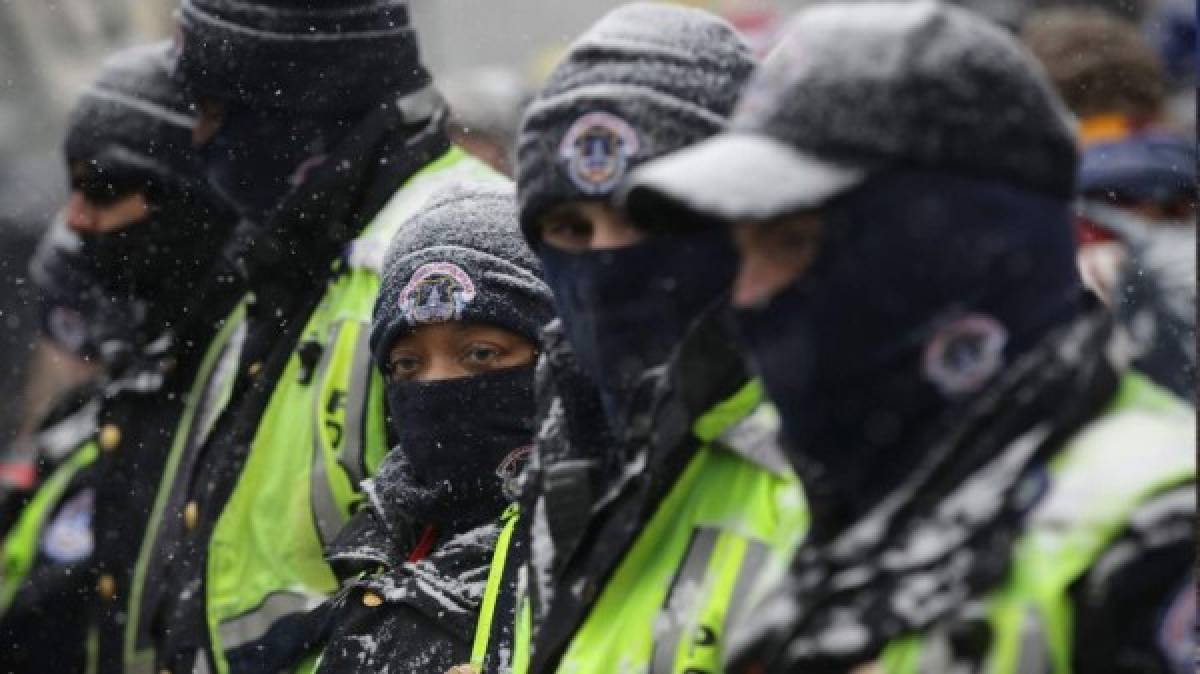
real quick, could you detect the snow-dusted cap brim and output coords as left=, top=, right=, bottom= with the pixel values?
left=622, top=132, right=866, bottom=223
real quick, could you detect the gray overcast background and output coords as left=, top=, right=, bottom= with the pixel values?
left=0, top=0, right=806, bottom=157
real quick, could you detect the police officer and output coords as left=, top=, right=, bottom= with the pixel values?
left=512, top=5, right=805, bottom=673
left=623, top=3, right=1196, bottom=672
left=130, top=2, right=501, bottom=672
left=305, top=182, right=554, bottom=673
left=1, top=40, right=237, bottom=673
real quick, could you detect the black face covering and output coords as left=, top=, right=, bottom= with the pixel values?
left=73, top=151, right=235, bottom=338
left=78, top=202, right=220, bottom=302
left=538, top=227, right=737, bottom=430
left=734, top=172, right=1083, bottom=528
left=200, top=104, right=350, bottom=224
left=383, top=365, right=536, bottom=530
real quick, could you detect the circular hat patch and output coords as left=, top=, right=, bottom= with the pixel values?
left=399, top=262, right=477, bottom=325
left=558, top=111, right=641, bottom=194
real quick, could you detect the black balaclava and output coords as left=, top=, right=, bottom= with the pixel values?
left=368, top=183, right=555, bottom=532
left=198, top=104, right=352, bottom=225
left=539, top=227, right=738, bottom=426
left=515, top=3, right=755, bottom=429
left=382, top=366, right=535, bottom=530
left=63, top=42, right=236, bottom=347
left=735, top=171, right=1084, bottom=529
left=73, top=147, right=233, bottom=304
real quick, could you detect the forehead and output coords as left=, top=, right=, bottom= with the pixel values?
left=388, top=321, right=526, bottom=350
left=540, top=199, right=622, bottom=225
left=739, top=210, right=823, bottom=233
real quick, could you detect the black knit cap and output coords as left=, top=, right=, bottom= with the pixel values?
left=370, top=181, right=556, bottom=368
left=515, top=2, right=755, bottom=245
left=64, top=41, right=199, bottom=192
left=177, top=0, right=430, bottom=113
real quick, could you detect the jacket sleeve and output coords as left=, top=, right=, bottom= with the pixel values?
left=1070, top=484, right=1195, bottom=674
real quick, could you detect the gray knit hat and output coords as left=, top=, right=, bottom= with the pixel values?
left=370, top=181, right=555, bottom=366
left=65, top=41, right=199, bottom=189
left=515, top=2, right=755, bottom=244
left=177, top=0, right=430, bottom=113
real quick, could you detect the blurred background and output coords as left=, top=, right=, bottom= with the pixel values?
left=0, top=0, right=1193, bottom=447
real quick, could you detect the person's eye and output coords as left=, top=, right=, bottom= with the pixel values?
left=540, top=214, right=592, bottom=251
left=387, top=354, right=421, bottom=382
left=462, top=343, right=503, bottom=367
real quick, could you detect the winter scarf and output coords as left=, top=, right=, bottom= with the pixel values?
left=379, top=366, right=536, bottom=533
left=728, top=305, right=1121, bottom=671
left=538, top=226, right=738, bottom=428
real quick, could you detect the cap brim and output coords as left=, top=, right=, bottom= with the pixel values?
left=621, top=132, right=866, bottom=224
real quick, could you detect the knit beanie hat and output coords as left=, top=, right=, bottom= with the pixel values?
left=370, top=181, right=556, bottom=366
left=64, top=41, right=200, bottom=193
left=515, top=2, right=755, bottom=244
left=177, top=0, right=430, bottom=113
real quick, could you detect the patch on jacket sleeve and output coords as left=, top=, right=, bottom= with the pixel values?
left=40, top=488, right=95, bottom=564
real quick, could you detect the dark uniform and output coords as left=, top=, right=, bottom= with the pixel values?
left=131, top=4, right=504, bottom=672
left=0, top=41, right=237, bottom=674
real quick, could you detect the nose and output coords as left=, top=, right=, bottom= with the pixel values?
left=415, top=353, right=465, bottom=383
left=64, top=192, right=98, bottom=233
left=589, top=219, right=644, bottom=251
left=731, top=252, right=781, bottom=310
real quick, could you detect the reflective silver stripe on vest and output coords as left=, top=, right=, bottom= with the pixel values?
left=217, top=590, right=325, bottom=651
left=192, top=649, right=212, bottom=674
left=723, top=540, right=770, bottom=636
left=716, top=403, right=791, bottom=477
left=1013, top=609, right=1053, bottom=674
left=650, top=528, right=721, bottom=674
left=311, top=323, right=347, bottom=547
left=337, top=326, right=373, bottom=487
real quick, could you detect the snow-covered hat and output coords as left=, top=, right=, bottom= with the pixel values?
left=64, top=41, right=200, bottom=195
left=370, top=181, right=555, bottom=367
left=177, top=0, right=429, bottom=113
left=515, top=2, right=755, bottom=245
left=621, top=1, right=1080, bottom=225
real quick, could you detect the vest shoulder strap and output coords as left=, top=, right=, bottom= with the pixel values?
left=470, top=505, right=521, bottom=672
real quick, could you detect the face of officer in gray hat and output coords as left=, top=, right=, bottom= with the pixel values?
left=516, top=2, right=757, bottom=427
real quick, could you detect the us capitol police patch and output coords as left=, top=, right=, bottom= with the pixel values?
left=399, top=261, right=477, bottom=325
left=558, top=111, right=640, bottom=194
